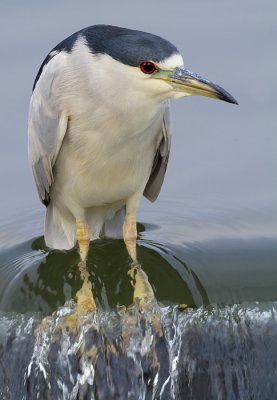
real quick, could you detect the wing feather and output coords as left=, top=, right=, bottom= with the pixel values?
left=28, top=51, right=68, bottom=205
left=143, top=102, right=172, bottom=202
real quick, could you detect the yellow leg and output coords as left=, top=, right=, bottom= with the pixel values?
left=123, top=213, right=137, bottom=262
left=35, top=219, right=96, bottom=337
left=75, top=219, right=96, bottom=312
left=123, top=209, right=155, bottom=309
left=76, top=219, right=90, bottom=262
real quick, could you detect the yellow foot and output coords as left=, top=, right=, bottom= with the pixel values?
left=128, top=262, right=155, bottom=309
left=52, top=288, right=96, bottom=336
left=55, top=260, right=96, bottom=335
left=75, top=283, right=96, bottom=312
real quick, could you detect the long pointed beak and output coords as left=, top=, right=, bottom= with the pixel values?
left=155, top=67, right=238, bottom=104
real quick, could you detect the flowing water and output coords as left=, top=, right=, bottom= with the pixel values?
left=1, top=1, right=277, bottom=399
left=1, top=293, right=277, bottom=399
left=0, top=203, right=277, bottom=399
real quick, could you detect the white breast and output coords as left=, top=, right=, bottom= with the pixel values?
left=49, top=40, right=167, bottom=216
left=52, top=99, right=165, bottom=216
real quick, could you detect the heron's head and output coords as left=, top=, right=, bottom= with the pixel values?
left=77, top=25, right=237, bottom=106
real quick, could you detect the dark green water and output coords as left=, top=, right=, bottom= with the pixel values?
left=1, top=205, right=277, bottom=315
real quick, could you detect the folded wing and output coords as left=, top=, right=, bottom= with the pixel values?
left=28, top=51, right=68, bottom=206
left=143, top=102, right=172, bottom=202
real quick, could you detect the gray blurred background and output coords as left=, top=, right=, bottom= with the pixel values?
left=0, top=0, right=276, bottom=237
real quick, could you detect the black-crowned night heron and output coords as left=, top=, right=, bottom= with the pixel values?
left=28, top=25, right=237, bottom=265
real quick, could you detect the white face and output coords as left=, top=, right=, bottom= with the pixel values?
left=125, top=52, right=186, bottom=102
left=106, top=54, right=185, bottom=103
left=71, top=39, right=185, bottom=107
left=155, top=53, right=184, bottom=71
left=152, top=53, right=187, bottom=100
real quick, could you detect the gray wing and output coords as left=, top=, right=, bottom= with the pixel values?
left=28, top=51, right=68, bottom=206
left=143, top=102, right=172, bottom=202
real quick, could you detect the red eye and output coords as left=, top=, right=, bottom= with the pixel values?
left=140, top=61, right=157, bottom=74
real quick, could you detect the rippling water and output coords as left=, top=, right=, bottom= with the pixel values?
left=0, top=204, right=277, bottom=399
left=1, top=201, right=277, bottom=314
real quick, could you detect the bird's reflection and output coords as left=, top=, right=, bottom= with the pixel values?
left=0, top=232, right=210, bottom=315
